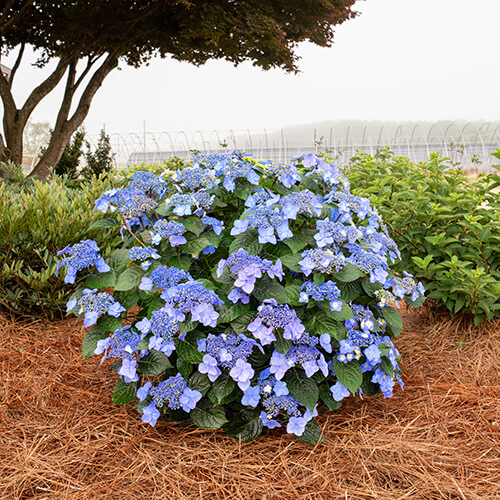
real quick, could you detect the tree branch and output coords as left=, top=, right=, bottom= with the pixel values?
left=8, top=42, right=25, bottom=88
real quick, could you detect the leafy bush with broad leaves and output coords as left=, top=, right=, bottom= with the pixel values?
left=335, top=148, right=500, bottom=324
left=60, top=151, right=424, bottom=443
left=0, top=173, right=121, bottom=317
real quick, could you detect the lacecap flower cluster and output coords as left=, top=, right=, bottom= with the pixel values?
left=60, top=150, right=424, bottom=443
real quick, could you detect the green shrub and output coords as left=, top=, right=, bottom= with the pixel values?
left=53, top=128, right=86, bottom=179
left=0, top=174, right=122, bottom=317
left=124, top=156, right=189, bottom=178
left=330, top=148, right=500, bottom=323
left=81, top=128, right=115, bottom=180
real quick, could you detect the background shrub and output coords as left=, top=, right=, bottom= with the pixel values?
left=332, top=148, right=500, bottom=323
left=81, top=129, right=115, bottom=180
left=0, top=174, right=122, bottom=317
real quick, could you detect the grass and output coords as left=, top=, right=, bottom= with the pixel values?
left=1, top=307, right=499, bottom=499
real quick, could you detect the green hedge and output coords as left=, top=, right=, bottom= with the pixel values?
left=0, top=168, right=122, bottom=317
left=331, top=148, right=500, bottom=323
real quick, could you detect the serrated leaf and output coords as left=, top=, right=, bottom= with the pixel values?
left=313, top=272, right=325, bottom=286
left=332, top=359, right=363, bottom=395
left=218, top=303, right=250, bottom=324
left=184, top=237, right=211, bottom=255
left=182, top=217, right=204, bottom=236
left=138, top=350, right=172, bottom=376
left=177, top=357, right=194, bottom=379
left=147, top=294, right=165, bottom=315
left=179, top=320, right=197, bottom=335
left=326, top=302, right=354, bottom=321
left=176, top=330, right=205, bottom=363
left=189, top=371, right=212, bottom=396
left=319, top=384, right=342, bottom=411
left=296, top=419, right=325, bottom=444
left=253, top=278, right=288, bottom=304
left=190, top=399, right=228, bottom=430
left=114, top=267, right=144, bottom=291
left=112, top=378, right=137, bottom=405
left=230, top=312, right=255, bottom=335
left=208, top=372, right=237, bottom=405
left=280, top=254, right=302, bottom=273
left=285, top=283, right=302, bottom=306
left=331, top=263, right=365, bottom=283
left=381, top=306, right=403, bottom=337
left=380, top=357, right=395, bottom=377
left=96, top=315, right=123, bottom=332
left=223, top=410, right=263, bottom=442
left=88, top=217, right=119, bottom=231
left=361, top=279, right=382, bottom=297
left=229, top=229, right=262, bottom=255
left=82, top=326, right=109, bottom=360
left=106, top=248, right=130, bottom=273
left=339, top=281, right=362, bottom=302
left=167, top=254, right=192, bottom=271
left=284, top=229, right=316, bottom=255
left=285, top=370, right=319, bottom=411
left=85, top=270, right=117, bottom=289
left=307, top=310, right=338, bottom=337
left=114, top=288, right=141, bottom=310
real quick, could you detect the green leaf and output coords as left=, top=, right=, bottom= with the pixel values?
left=339, top=281, right=362, bottom=302
left=326, top=302, right=354, bottom=321
left=85, top=270, right=117, bottom=289
left=184, top=237, right=211, bottom=255
left=361, top=280, right=382, bottom=297
left=138, top=350, right=172, bottom=376
left=114, top=288, right=141, bottom=310
left=230, top=312, right=255, bottom=335
left=167, top=254, right=192, bottom=271
left=112, top=378, right=137, bottom=405
left=331, top=263, right=365, bottom=283
left=275, top=334, right=292, bottom=355
left=208, top=372, right=237, bottom=406
left=380, top=357, right=395, bottom=377
left=183, top=217, right=204, bottom=236
left=229, top=229, right=262, bottom=255
left=223, top=410, right=263, bottom=442
left=106, top=248, right=130, bottom=274
left=307, top=310, right=339, bottom=337
left=82, top=326, right=109, bottom=360
left=296, top=419, right=325, bottom=444
left=189, top=371, right=212, bottom=396
left=381, top=306, right=403, bottom=337
left=285, top=369, right=319, bottom=411
left=253, top=278, right=288, bottom=304
left=177, top=357, right=193, bottom=379
left=218, top=302, right=250, bottom=324
left=319, top=384, right=342, bottom=411
left=332, top=359, right=363, bottom=395
left=313, top=272, right=325, bottom=287
left=96, top=315, right=123, bottom=332
left=114, top=267, right=144, bottom=291
left=179, top=320, right=198, bottom=336
left=190, top=399, right=228, bottom=430
left=285, top=283, right=302, bottom=306
left=283, top=229, right=316, bottom=254
left=176, top=330, right=205, bottom=363
left=280, top=253, right=302, bottom=273
left=88, top=216, right=119, bottom=231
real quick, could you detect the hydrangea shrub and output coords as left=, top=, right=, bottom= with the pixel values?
left=60, top=152, right=424, bottom=443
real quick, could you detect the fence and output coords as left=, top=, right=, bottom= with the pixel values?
left=88, top=121, right=500, bottom=172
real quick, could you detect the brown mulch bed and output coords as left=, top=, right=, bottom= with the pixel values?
left=1, top=308, right=499, bottom=500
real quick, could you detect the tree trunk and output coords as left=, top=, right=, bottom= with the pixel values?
left=28, top=52, right=120, bottom=180
left=0, top=133, right=12, bottom=166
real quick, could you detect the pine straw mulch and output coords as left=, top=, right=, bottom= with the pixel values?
left=1, top=308, right=500, bottom=500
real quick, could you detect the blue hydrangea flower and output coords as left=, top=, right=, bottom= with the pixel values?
left=128, top=171, right=168, bottom=195
left=129, top=246, right=161, bottom=270
left=57, top=240, right=110, bottom=284
left=150, top=219, right=187, bottom=246
left=139, top=265, right=192, bottom=291
left=68, top=288, right=125, bottom=327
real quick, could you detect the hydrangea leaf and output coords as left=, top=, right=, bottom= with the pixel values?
left=81, top=326, right=109, bottom=360
left=85, top=269, right=117, bottom=289
left=184, top=236, right=211, bottom=255
left=138, top=350, right=172, bottom=376
left=332, top=359, right=363, bottom=395
left=218, top=303, right=251, bottom=324
left=112, top=378, right=138, bottom=405
left=331, top=263, right=366, bottom=283
left=190, top=399, right=228, bottom=430
left=114, top=288, right=140, bottom=310
left=253, top=278, right=288, bottom=304
left=307, top=310, right=339, bottom=338
left=318, top=384, right=342, bottom=411
left=188, top=371, right=212, bottom=396
left=285, top=369, right=319, bottom=411
left=177, top=357, right=194, bottom=379
left=182, top=216, right=204, bottom=236
left=326, top=302, right=354, bottom=322
left=279, top=253, right=302, bottom=273
left=176, top=330, right=205, bottom=363
left=381, top=306, right=403, bottom=337
left=285, top=283, right=302, bottom=306
left=208, top=372, right=237, bottom=406
left=96, top=314, right=123, bottom=332
left=106, top=248, right=130, bottom=274
left=87, top=216, right=119, bottom=231
left=283, top=229, right=316, bottom=254
left=229, top=229, right=262, bottom=255
left=223, top=410, right=263, bottom=442
left=296, top=419, right=325, bottom=444
left=167, top=254, right=191, bottom=271
left=114, top=267, right=144, bottom=291
left=339, top=281, right=362, bottom=302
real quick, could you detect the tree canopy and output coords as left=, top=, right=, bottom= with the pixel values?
left=0, top=0, right=359, bottom=179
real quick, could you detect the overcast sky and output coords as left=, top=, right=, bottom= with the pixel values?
left=3, top=0, right=500, bottom=136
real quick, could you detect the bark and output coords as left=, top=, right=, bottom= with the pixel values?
left=29, top=52, right=120, bottom=180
